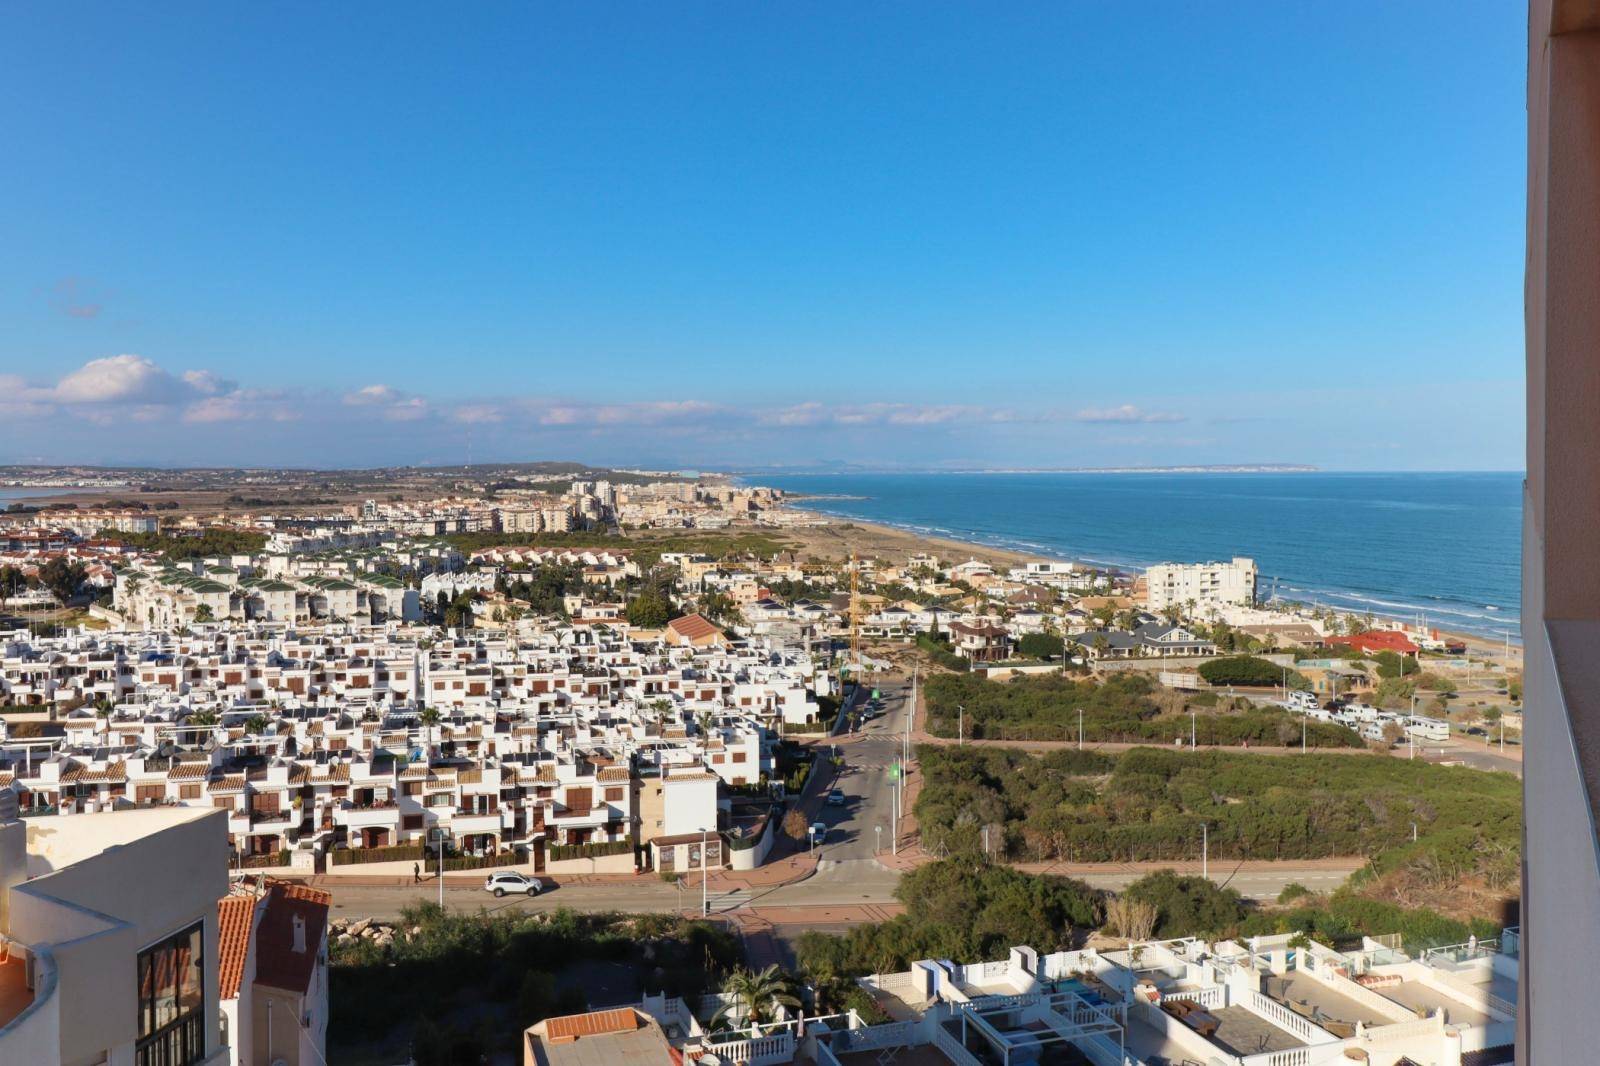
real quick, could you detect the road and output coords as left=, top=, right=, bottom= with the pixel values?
left=811, top=676, right=916, bottom=860
left=321, top=854, right=1356, bottom=923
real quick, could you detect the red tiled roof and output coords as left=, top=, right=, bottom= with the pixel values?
left=1326, top=631, right=1420, bottom=654
left=216, top=895, right=256, bottom=1001
left=253, top=883, right=331, bottom=996
left=666, top=614, right=724, bottom=642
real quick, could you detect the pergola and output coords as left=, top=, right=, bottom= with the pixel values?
left=953, top=988, right=1125, bottom=1066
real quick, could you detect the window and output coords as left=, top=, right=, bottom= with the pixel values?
left=179, top=784, right=201, bottom=800
left=604, top=787, right=624, bottom=802
left=137, top=921, right=205, bottom=1066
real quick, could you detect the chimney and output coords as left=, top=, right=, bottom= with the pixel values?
left=292, top=913, right=306, bottom=954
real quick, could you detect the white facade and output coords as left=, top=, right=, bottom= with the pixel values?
left=1145, top=557, right=1258, bottom=611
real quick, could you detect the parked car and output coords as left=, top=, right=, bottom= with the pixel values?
left=484, top=871, right=546, bottom=897
left=809, top=821, right=827, bottom=841
left=826, top=788, right=846, bottom=806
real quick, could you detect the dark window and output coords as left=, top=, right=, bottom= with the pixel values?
left=136, top=921, right=205, bottom=1066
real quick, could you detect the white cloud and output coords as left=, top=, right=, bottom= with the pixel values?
left=52, top=355, right=192, bottom=405
left=1073, top=404, right=1185, bottom=424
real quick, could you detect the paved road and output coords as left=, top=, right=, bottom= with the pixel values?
left=321, top=853, right=1353, bottom=923
left=813, top=677, right=915, bottom=860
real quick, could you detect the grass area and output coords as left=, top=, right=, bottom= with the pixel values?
left=924, top=671, right=1363, bottom=747
left=443, top=528, right=793, bottom=568
left=330, top=904, right=739, bottom=1065
left=914, top=744, right=1521, bottom=891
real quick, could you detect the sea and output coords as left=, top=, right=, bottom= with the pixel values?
left=761, top=472, right=1523, bottom=640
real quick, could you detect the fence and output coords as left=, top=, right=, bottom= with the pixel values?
left=932, top=1025, right=984, bottom=1066
left=1244, top=989, right=1333, bottom=1045
left=695, top=1032, right=795, bottom=1066
left=1239, top=1049, right=1313, bottom=1066
left=832, top=1020, right=917, bottom=1053
left=1166, top=985, right=1226, bottom=1010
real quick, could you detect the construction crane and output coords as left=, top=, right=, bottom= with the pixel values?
left=848, top=550, right=862, bottom=668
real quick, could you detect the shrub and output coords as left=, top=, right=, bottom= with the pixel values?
left=331, top=843, right=425, bottom=866
left=1198, top=656, right=1303, bottom=688
left=1124, top=870, right=1247, bottom=938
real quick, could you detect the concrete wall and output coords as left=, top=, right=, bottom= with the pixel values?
left=1522, top=5, right=1600, bottom=1061
left=6, top=809, right=229, bottom=1066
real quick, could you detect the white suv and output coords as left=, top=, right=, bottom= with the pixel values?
left=484, top=871, right=547, bottom=897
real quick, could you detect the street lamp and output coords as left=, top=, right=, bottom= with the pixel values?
left=875, top=825, right=882, bottom=854
left=700, top=826, right=711, bottom=918
left=1200, top=823, right=1209, bottom=881
left=1078, top=707, right=1083, bottom=751
left=958, top=703, right=964, bottom=746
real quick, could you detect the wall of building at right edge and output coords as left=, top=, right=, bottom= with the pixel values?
left=1522, top=4, right=1600, bottom=1062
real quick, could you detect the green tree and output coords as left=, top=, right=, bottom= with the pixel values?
left=39, top=557, right=87, bottom=604
left=626, top=589, right=673, bottom=628
left=193, top=603, right=215, bottom=623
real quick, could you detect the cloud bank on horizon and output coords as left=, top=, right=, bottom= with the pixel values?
left=0, top=352, right=1518, bottom=472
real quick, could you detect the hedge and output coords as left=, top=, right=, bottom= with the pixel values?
left=442, top=851, right=526, bottom=872
left=331, top=843, right=425, bottom=866
left=547, top=840, right=633, bottom=863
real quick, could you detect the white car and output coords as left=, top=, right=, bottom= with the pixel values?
left=484, top=871, right=547, bottom=897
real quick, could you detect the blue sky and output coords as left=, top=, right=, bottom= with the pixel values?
left=0, top=3, right=1525, bottom=470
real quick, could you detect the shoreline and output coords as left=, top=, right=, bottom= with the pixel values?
left=776, top=507, right=1522, bottom=663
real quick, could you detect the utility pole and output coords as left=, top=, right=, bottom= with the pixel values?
left=1190, top=709, right=1196, bottom=749
left=437, top=832, right=445, bottom=909
left=1078, top=708, right=1084, bottom=751
left=1201, top=823, right=1208, bottom=881
left=1301, top=717, right=1306, bottom=754
left=701, top=827, right=710, bottom=917
left=958, top=703, right=964, bottom=746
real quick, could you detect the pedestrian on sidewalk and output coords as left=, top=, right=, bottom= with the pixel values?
left=412, top=861, right=421, bottom=884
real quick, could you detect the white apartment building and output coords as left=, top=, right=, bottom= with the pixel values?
left=0, top=801, right=232, bottom=1066
left=1144, top=556, right=1258, bottom=611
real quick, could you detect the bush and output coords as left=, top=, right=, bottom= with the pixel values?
left=332, top=843, right=425, bottom=866
left=921, top=671, right=1359, bottom=747
left=795, top=861, right=1102, bottom=977
left=547, top=840, right=634, bottom=863
left=913, top=743, right=1521, bottom=884
left=916, top=632, right=970, bottom=672
left=1124, top=870, right=1248, bottom=938
left=1198, top=656, right=1303, bottom=688
left=1017, top=632, right=1067, bottom=660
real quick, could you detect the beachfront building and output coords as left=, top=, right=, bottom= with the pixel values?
left=1144, top=557, right=1258, bottom=612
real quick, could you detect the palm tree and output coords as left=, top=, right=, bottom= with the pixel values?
left=712, top=965, right=800, bottom=1031
left=419, top=706, right=441, bottom=751
left=243, top=714, right=270, bottom=736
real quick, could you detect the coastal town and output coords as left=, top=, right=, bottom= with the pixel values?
left=0, top=468, right=1522, bottom=1066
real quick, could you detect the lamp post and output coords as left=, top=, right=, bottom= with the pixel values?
left=958, top=703, right=964, bottom=746
left=436, top=830, right=447, bottom=909
left=1078, top=708, right=1083, bottom=751
left=1190, top=708, right=1196, bottom=749
left=1411, top=821, right=1418, bottom=843
left=1201, top=823, right=1208, bottom=881
left=875, top=825, right=882, bottom=854
left=701, top=827, right=710, bottom=918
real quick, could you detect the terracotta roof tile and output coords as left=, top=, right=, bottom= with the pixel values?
left=217, top=895, right=257, bottom=1001
left=254, top=882, right=331, bottom=996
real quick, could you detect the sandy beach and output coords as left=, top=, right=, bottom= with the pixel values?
left=775, top=508, right=1523, bottom=668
